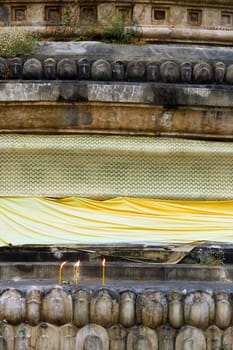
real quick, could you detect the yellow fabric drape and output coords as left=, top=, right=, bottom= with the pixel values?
left=0, top=196, right=233, bottom=246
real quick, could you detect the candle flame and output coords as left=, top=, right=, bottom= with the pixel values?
left=102, top=258, right=106, bottom=267
left=60, top=260, right=68, bottom=269
left=75, top=260, right=80, bottom=268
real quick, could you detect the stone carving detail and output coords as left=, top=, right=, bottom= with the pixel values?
left=0, top=58, right=9, bottom=79
left=35, top=323, right=60, bottom=350
left=214, top=62, right=225, bottom=84
left=126, top=61, right=146, bottom=81
left=26, top=287, right=42, bottom=326
left=108, top=324, right=127, bottom=350
left=160, top=61, right=180, bottom=83
left=91, top=59, right=112, bottom=81
left=3, top=324, right=14, bottom=350
left=44, top=58, right=57, bottom=80
left=175, top=326, right=206, bottom=350
left=223, top=326, right=233, bottom=350
left=112, top=61, right=125, bottom=81
left=23, top=58, right=43, bottom=80
left=78, top=59, right=91, bottom=80
left=168, top=291, right=184, bottom=329
left=90, top=289, right=119, bottom=328
left=137, top=291, right=167, bottom=328
left=205, top=325, right=222, bottom=350
left=225, top=64, right=233, bottom=84
left=0, top=289, right=25, bottom=325
left=75, top=324, right=109, bottom=350
left=42, top=287, right=72, bottom=325
left=184, top=292, right=215, bottom=329
left=15, top=324, right=32, bottom=350
left=147, top=63, right=159, bottom=82
left=214, top=291, right=232, bottom=329
left=60, top=323, right=77, bottom=350
left=9, top=58, right=22, bottom=79
left=57, top=58, right=77, bottom=80
left=119, top=290, right=135, bottom=327
left=73, top=290, right=90, bottom=328
left=193, top=63, right=213, bottom=83
left=180, top=62, right=192, bottom=83
left=127, top=326, right=158, bottom=350
left=158, top=325, right=176, bottom=350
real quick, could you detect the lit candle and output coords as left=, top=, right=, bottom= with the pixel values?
left=75, top=260, right=80, bottom=285
left=59, top=261, right=68, bottom=284
left=102, top=258, right=106, bottom=286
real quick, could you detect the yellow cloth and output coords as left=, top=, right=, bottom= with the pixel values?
left=0, top=196, right=233, bottom=246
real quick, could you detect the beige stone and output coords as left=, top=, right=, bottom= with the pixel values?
left=14, top=324, right=32, bottom=350
left=137, top=291, right=167, bottom=328
left=214, top=292, right=232, bottom=329
left=175, top=326, right=206, bottom=350
left=90, top=289, right=119, bottom=328
left=26, top=287, right=42, bottom=326
left=127, top=325, right=158, bottom=350
left=73, top=290, right=90, bottom=328
left=184, top=292, right=215, bottom=329
left=119, top=291, right=135, bottom=327
left=158, top=325, right=176, bottom=350
left=206, top=325, right=222, bottom=350
left=0, top=289, right=25, bottom=325
left=35, top=323, right=60, bottom=350
left=168, top=291, right=184, bottom=329
left=3, top=324, right=14, bottom=350
left=60, top=323, right=78, bottom=350
left=108, top=324, right=127, bottom=350
left=42, top=287, right=72, bottom=325
left=75, top=324, right=109, bottom=350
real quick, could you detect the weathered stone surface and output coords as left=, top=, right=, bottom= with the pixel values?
left=137, top=291, right=167, bottom=328
left=180, top=62, right=192, bottom=83
left=225, top=64, right=233, bottom=84
left=184, top=292, right=215, bottom=329
left=60, top=323, right=77, bottom=350
left=112, top=61, right=125, bottom=81
left=26, top=286, right=42, bottom=326
left=193, top=63, right=213, bottom=83
left=3, top=324, right=14, bottom=350
left=147, top=63, right=159, bottom=82
left=90, top=289, right=119, bottom=328
left=42, top=287, right=72, bottom=325
left=78, top=59, right=91, bottom=80
left=205, top=325, right=222, bottom=350
left=158, top=325, right=176, bottom=350
left=214, top=62, right=225, bottom=84
left=57, top=59, right=77, bottom=80
left=168, top=291, right=184, bottom=329
left=108, top=324, right=127, bottom=350
left=160, top=61, right=179, bottom=83
left=126, top=61, right=146, bottom=81
left=75, top=324, right=109, bottom=350
left=175, top=326, right=206, bottom=350
left=127, top=326, right=158, bottom=350
left=223, top=327, right=233, bottom=350
left=9, top=58, right=23, bottom=79
left=0, top=289, right=25, bottom=325
left=91, top=59, right=112, bottom=81
left=214, top=292, right=232, bottom=329
left=35, top=323, right=60, bottom=350
left=73, top=290, right=90, bottom=328
left=0, top=58, right=9, bottom=79
left=44, top=58, right=57, bottom=80
left=119, top=291, right=135, bottom=327
left=23, top=58, right=43, bottom=80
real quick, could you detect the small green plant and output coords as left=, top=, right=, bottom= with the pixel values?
left=102, top=15, right=137, bottom=43
left=220, top=344, right=228, bottom=350
left=0, top=29, right=37, bottom=58
left=18, top=324, right=27, bottom=337
left=0, top=320, right=7, bottom=335
left=197, top=248, right=225, bottom=266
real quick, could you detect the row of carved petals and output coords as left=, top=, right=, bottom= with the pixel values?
left=1, top=57, right=233, bottom=83
left=1, top=288, right=232, bottom=330
left=2, top=323, right=233, bottom=350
